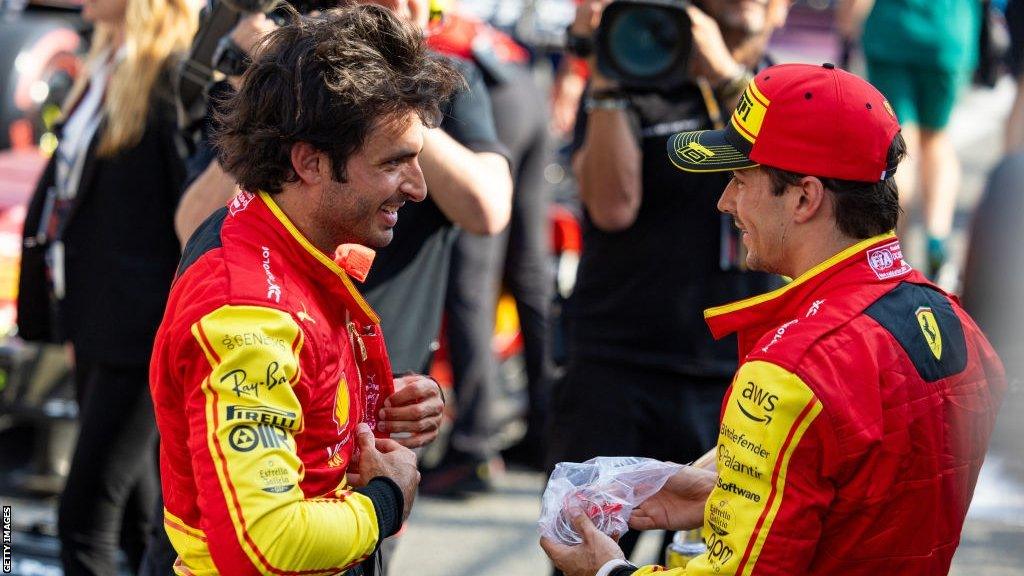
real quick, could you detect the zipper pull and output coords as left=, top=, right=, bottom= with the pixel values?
left=348, top=322, right=367, bottom=362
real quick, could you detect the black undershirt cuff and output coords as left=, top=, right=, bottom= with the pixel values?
left=354, top=477, right=404, bottom=540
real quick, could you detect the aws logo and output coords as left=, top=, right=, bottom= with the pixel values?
left=737, top=381, right=777, bottom=425
left=915, top=306, right=942, bottom=360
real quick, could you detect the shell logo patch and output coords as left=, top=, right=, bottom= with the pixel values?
left=915, top=306, right=942, bottom=360
left=334, top=375, right=350, bottom=434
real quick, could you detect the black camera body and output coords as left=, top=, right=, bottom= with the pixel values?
left=594, top=0, right=693, bottom=92
left=176, top=0, right=333, bottom=136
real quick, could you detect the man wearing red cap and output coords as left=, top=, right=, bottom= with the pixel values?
left=541, top=63, right=1006, bottom=576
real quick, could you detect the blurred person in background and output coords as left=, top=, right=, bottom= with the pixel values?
left=548, top=0, right=788, bottom=566
left=422, top=4, right=556, bottom=496
left=837, top=0, right=981, bottom=278
left=962, top=0, right=1024, bottom=482
left=1004, top=0, right=1024, bottom=152
left=15, top=0, right=197, bottom=570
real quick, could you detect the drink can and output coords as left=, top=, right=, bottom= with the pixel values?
left=665, top=528, right=707, bottom=569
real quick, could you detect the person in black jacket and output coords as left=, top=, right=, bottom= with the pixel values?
left=16, top=0, right=196, bottom=572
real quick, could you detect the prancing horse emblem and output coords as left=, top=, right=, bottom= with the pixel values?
left=915, top=306, right=942, bottom=360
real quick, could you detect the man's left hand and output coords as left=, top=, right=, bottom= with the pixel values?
left=540, top=513, right=625, bottom=576
left=378, top=374, right=444, bottom=448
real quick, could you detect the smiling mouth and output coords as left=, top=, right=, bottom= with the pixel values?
left=380, top=202, right=404, bottom=215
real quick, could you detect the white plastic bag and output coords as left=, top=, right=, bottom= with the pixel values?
left=537, top=456, right=684, bottom=545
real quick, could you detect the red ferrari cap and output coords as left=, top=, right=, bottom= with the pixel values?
left=667, top=63, right=901, bottom=182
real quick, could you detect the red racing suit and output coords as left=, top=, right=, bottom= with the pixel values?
left=634, top=233, right=1005, bottom=575
left=150, top=191, right=400, bottom=575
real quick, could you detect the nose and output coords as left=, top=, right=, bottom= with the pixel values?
left=400, top=160, right=427, bottom=203
left=717, top=177, right=738, bottom=215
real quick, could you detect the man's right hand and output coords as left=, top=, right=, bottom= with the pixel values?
left=350, top=423, right=420, bottom=522
left=628, top=465, right=717, bottom=532
left=684, top=4, right=742, bottom=87
left=230, top=12, right=278, bottom=57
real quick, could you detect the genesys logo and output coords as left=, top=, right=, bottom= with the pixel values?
left=261, top=246, right=281, bottom=303
left=736, top=380, right=778, bottom=426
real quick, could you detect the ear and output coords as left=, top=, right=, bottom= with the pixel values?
left=290, top=142, right=323, bottom=185
left=791, top=176, right=827, bottom=224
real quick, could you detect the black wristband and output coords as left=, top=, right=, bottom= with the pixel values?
left=354, top=477, right=404, bottom=540
left=608, top=565, right=639, bottom=576
left=564, top=25, right=594, bottom=58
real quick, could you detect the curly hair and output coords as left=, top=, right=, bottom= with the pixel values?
left=214, top=4, right=463, bottom=193
left=762, top=132, right=907, bottom=239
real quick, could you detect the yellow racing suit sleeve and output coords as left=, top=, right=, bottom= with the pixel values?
left=631, top=360, right=830, bottom=576
left=184, top=304, right=385, bottom=575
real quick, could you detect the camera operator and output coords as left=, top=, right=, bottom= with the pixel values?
left=171, top=10, right=274, bottom=242
left=548, top=0, right=789, bottom=565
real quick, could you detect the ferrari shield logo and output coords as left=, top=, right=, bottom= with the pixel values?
left=915, top=307, right=942, bottom=360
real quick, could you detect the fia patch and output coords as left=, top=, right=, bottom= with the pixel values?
left=915, top=306, right=943, bottom=360
left=866, top=240, right=912, bottom=280
left=228, top=191, right=255, bottom=216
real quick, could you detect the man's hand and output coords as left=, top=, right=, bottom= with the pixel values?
left=628, top=465, right=717, bottom=532
left=540, top=513, right=625, bottom=576
left=349, top=423, right=420, bottom=521
left=230, top=12, right=278, bottom=56
left=377, top=374, right=444, bottom=448
left=685, top=4, right=742, bottom=86
left=570, top=0, right=613, bottom=38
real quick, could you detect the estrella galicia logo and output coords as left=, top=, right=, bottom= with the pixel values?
left=227, top=423, right=288, bottom=452
left=915, top=306, right=943, bottom=360
left=737, top=380, right=777, bottom=426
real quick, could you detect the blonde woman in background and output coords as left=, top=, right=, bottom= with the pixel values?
left=15, top=0, right=196, bottom=571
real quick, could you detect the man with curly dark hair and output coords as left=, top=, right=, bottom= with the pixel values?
left=149, top=6, right=460, bottom=575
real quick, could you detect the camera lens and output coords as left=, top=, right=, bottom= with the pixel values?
left=605, top=7, right=682, bottom=79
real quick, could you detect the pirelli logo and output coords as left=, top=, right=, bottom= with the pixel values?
left=731, top=81, right=770, bottom=144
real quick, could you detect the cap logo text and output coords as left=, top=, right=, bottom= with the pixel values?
left=731, top=81, right=770, bottom=144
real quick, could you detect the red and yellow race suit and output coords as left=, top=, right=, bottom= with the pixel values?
left=635, top=233, right=1005, bottom=575
left=150, top=191, right=400, bottom=576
